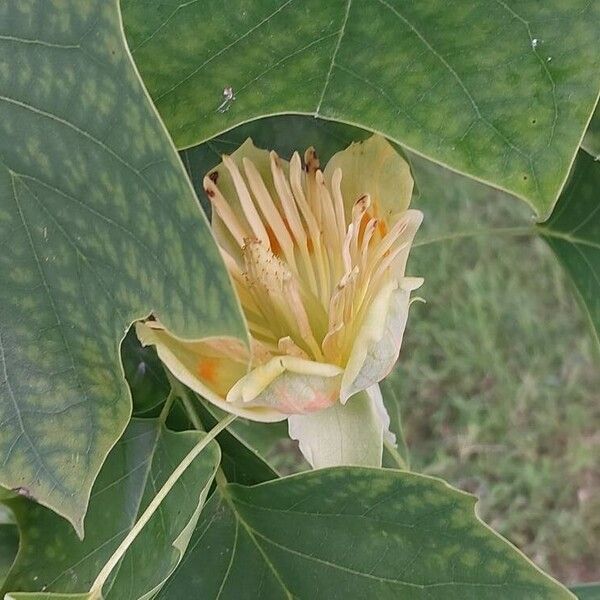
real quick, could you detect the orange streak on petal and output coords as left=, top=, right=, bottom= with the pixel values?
left=265, top=225, right=282, bottom=257
left=197, top=357, right=218, bottom=383
left=306, top=236, right=314, bottom=254
left=357, top=211, right=371, bottom=245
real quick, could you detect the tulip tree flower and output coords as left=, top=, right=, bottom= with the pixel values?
left=137, top=135, right=423, bottom=468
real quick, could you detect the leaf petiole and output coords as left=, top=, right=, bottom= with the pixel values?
left=88, top=412, right=236, bottom=599
left=158, top=387, right=177, bottom=422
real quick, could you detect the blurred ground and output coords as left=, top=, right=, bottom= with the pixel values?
left=391, top=155, right=600, bottom=583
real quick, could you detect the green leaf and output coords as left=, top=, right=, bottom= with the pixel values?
left=571, top=583, right=600, bottom=600
left=6, top=594, right=92, bottom=600
left=121, top=327, right=170, bottom=417
left=0, top=0, right=245, bottom=532
left=538, top=150, right=600, bottom=350
left=0, top=524, right=18, bottom=586
left=581, top=103, right=600, bottom=159
left=380, top=373, right=411, bottom=470
left=123, top=0, right=600, bottom=217
left=1, top=418, right=220, bottom=599
left=198, top=399, right=308, bottom=478
left=179, top=388, right=279, bottom=485
left=158, top=468, right=571, bottom=599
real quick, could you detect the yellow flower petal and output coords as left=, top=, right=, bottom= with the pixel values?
left=228, top=355, right=342, bottom=414
left=323, top=134, right=414, bottom=224
left=340, top=276, right=423, bottom=403
left=205, top=138, right=292, bottom=264
left=135, top=322, right=286, bottom=422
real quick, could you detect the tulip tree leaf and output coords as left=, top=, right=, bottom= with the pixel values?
left=123, top=0, right=600, bottom=217
left=538, top=150, right=600, bottom=350
left=1, top=418, right=220, bottom=599
left=0, top=524, right=18, bottom=586
left=6, top=594, right=91, bottom=600
left=158, top=468, right=572, bottom=599
left=570, top=584, right=600, bottom=600
left=121, top=327, right=170, bottom=417
left=380, top=374, right=411, bottom=469
left=581, top=103, right=600, bottom=159
left=0, top=0, right=245, bottom=532
left=191, top=399, right=280, bottom=485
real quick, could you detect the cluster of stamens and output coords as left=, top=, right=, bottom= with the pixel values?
left=204, top=147, right=413, bottom=366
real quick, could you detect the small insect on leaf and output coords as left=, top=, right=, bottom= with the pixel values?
left=217, top=86, right=235, bottom=113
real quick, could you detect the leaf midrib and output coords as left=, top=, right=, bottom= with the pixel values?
left=539, top=227, right=600, bottom=250
left=225, top=493, right=551, bottom=595
left=218, top=483, right=294, bottom=600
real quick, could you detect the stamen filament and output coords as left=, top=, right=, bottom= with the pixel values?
left=270, top=152, right=319, bottom=296
left=242, top=157, right=298, bottom=271
left=206, top=141, right=420, bottom=368
left=223, top=155, right=270, bottom=245
left=203, top=176, right=247, bottom=246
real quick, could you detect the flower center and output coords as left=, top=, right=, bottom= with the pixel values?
left=204, top=147, right=413, bottom=366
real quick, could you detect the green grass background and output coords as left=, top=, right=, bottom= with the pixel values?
left=388, top=154, right=600, bottom=583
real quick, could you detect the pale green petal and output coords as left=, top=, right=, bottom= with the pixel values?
left=340, top=278, right=422, bottom=402
left=136, top=323, right=285, bottom=423
left=287, top=387, right=387, bottom=468
left=323, top=134, right=414, bottom=221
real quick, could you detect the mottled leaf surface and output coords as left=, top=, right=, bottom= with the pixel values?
left=538, top=151, right=600, bottom=349
left=2, top=419, right=220, bottom=599
left=0, top=0, right=244, bottom=531
left=123, top=0, right=600, bottom=216
left=158, top=468, right=572, bottom=599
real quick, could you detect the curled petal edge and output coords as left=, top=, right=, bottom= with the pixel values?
left=136, top=322, right=286, bottom=423
left=340, top=276, right=423, bottom=403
